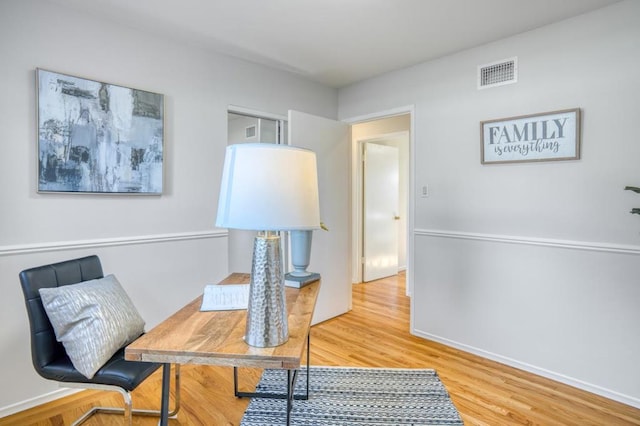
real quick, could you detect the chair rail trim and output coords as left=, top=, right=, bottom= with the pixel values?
left=415, top=229, right=640, bottom=255
left=0, top=230, right=227, bottom=256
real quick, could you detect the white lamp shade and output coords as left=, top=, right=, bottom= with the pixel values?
left=216, top=143, right=321, bottom=231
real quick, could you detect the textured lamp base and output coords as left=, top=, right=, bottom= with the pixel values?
left=245, top=233, right=289, bottom=347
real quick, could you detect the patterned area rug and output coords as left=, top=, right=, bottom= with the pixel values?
left=241, top=366, right=463, bottom=425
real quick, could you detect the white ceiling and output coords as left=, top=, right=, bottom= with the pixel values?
left=49, top=0, right=621, bottom=88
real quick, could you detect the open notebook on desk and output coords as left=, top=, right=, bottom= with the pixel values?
left=200, top=283, right=250, bottom=311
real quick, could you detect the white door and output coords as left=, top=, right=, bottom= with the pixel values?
left=363, top=142, right=399, bottom=282
left=288, top=110, right=351, bottom=324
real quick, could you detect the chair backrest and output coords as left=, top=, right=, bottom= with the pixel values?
left=19, top=255, right=104, bottom=378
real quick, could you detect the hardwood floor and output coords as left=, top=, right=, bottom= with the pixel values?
left=3, top=273, right=640, bottom=425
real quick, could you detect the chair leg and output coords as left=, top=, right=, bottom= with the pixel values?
left=67, top=364, right=181, bottom=425
left=124, top=390, right=132, bottom=426
left=170, top=363, right=181, bottom=417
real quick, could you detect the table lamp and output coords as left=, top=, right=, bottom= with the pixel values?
left=216, top=143, right=320, bottom=347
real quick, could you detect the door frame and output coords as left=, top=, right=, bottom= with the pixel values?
left=344, top=105, right=415, bottom=296
left=228, top=105, right=287, bottom=122
left=228, top=104, right=288, bottom=144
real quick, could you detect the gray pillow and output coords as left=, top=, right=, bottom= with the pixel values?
left=39, top=274, right=145, bottom=379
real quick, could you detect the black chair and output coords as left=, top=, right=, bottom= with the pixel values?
left=19, top=255, right=180, bottom=425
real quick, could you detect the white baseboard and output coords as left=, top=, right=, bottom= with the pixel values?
left=412, top=329, right=640, bottom=409
left=0, top=387, right=80, bottom=418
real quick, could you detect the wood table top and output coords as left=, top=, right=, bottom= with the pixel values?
left=125, top=273, right=320, bottom=369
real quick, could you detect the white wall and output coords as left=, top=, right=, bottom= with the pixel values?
left=0, top=0, right=337, bottom=415
left=339, top=0, right=640, bottom=407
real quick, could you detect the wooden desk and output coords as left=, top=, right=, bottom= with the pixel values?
left=125, top=273, right=320, bottom=425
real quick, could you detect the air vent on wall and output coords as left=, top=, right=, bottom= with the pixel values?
left=478, top=57, right=517, bottom=89
left=245, top=125, right=256, bottom=138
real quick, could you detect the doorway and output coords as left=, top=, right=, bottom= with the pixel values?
left=350, top=113, right=411, bottom=287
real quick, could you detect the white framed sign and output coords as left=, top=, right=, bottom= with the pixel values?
left=480, top=108, right=581, bottom=164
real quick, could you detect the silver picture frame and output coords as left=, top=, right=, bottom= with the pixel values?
left=36, top=68, right=164, bottom=194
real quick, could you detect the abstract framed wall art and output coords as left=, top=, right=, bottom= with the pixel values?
left=480, top=108, right=581, bottom=164
left=36, top=69, right=164, bottom=194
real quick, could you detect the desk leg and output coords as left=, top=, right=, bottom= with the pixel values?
left=305, top=332, right=310, bottom=398
left=159, top=363, right=171, bottom=426
left=234, top=332, right=311, bottom=425
left=286, top=369, right=293, bottom=425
